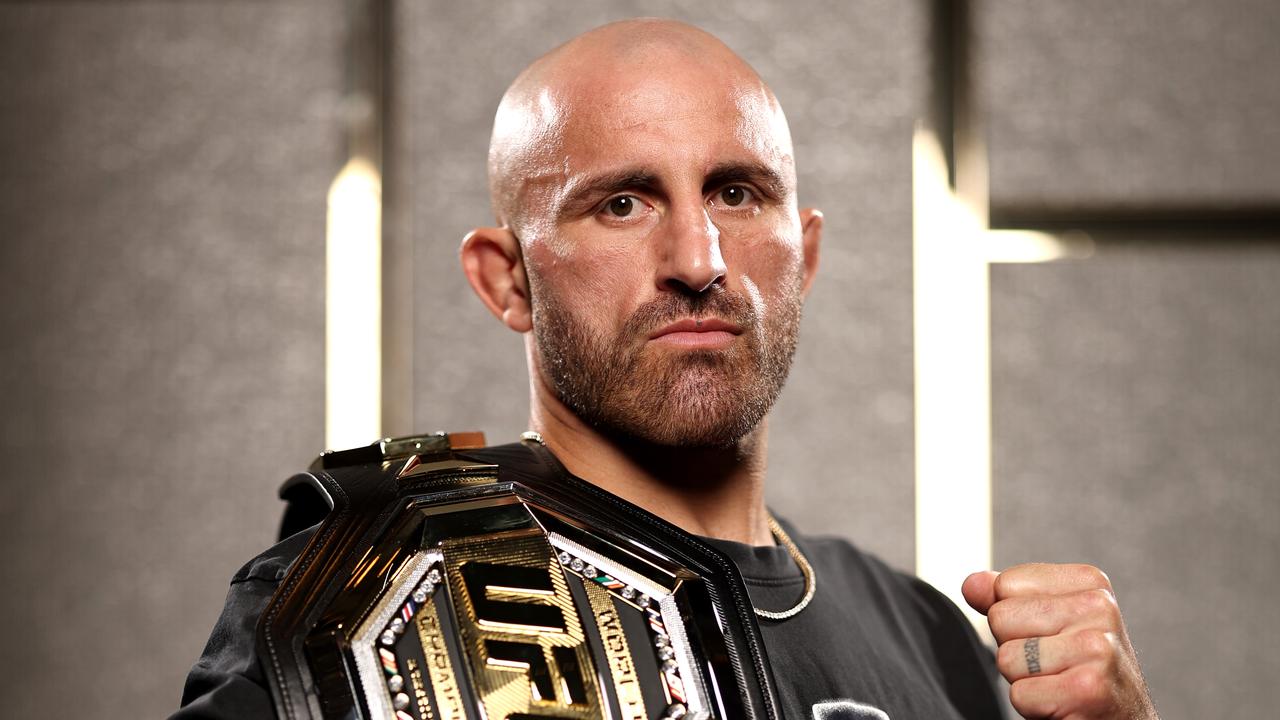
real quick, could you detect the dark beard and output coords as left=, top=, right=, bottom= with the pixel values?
left=531, top=281, right=802, bottom=449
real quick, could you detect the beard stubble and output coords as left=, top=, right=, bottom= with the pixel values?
left=531, top=279, right=803, bottom=449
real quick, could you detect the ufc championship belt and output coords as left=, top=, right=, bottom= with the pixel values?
left=258, top=432, right=783, bottom=720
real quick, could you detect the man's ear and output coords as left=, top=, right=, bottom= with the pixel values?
left=798, top=208, right=823, bottom=297
left=460, top=226, right=532, bottom=333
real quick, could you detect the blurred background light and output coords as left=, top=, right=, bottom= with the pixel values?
left=913, top=126, right=992, bottom=633
left=985, top=229, right=1094, bottom=264
left=912, top=126, right=1093, bottom=635
left=326, top=156, right=382, bottom=451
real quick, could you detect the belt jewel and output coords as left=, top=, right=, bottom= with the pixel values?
left=258, top=433, right=782, bottom=720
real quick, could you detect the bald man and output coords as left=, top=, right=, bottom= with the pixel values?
left=176, top=19, right=1158, bottom=720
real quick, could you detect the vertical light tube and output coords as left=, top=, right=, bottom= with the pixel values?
left=326, top=0, right=386, bottom=451
left=912, top=126, right=993, bottom=635
left=326, top=157, right=382, bottom=450
left=912, top=127, right=1090, bottom=635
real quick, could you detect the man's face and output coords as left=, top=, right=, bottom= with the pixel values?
left=515, top=67, right=811, bottom=448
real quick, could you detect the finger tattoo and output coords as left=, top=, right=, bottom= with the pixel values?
left=1024, top=637, right=1042, bottom=674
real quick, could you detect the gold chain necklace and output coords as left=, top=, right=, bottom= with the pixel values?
left=755, top=515, right=817, bottom=621
left=521, top=431, right=817, bottom=621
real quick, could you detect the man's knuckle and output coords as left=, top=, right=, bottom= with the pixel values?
left=1078, top=587, right=1119, bottom=622
left=988, top=600, right=1010, bottom=630
left=1077, top=564, right=1112, bottom=590
left=1007, top=678, right=1033, bottom=711
left=995, top=641, right=1016, bottom=674
left=1077, top=629, right=1111, bottom=659
left=1035, top=595, right=1057, bottom=617
left=992, top=571, right=1015, bottom=599
left=1100, top=632, right=1124, bottom=672
left=1100, top=589, right=1121, bottom=623
left=995, top=640, right=1011, bottom=663
left=1069, top=667, right=1110, bottom=705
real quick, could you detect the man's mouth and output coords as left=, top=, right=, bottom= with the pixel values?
left=647, top=317, right=743, bottom=349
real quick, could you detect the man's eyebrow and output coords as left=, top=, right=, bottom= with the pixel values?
left=703, top=163, right=788, bottom=200
left=558, top=168, right=660, bottom=218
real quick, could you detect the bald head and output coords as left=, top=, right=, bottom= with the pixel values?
left=487, top=19, right=795, bottom=235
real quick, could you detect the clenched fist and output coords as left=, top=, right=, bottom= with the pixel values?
left=962, top=564, right=1159, bottom=720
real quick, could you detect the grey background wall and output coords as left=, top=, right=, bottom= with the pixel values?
left=975, top=1, right=1280, bottom=716
left=0, top=3, right=342, bottom=718
left=0, top=1, right=1275, bottom=718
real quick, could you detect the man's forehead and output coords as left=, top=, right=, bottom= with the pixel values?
left=489, top=20, right=795, bottom=224
left=551, top=77, right=793, bottom=177
left=566, top=73, right=771, bottom=126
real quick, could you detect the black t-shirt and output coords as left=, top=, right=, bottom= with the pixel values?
left=703, top=525, right=1007, bottom=719
left=173, top=521, right=1006, bottom=719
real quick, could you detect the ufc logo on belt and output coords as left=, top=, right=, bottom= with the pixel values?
left=445, top=534, right=603, bottom=719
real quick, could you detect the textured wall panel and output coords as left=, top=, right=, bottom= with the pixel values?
left=991, top=239, right=1280, bottom=717
left=0, top=3, right=341, bottom=717
left=973, top=0, right=1280, bottom=216
left=393, top=0, right=928, bottom=570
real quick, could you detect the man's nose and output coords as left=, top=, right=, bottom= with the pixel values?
left=658, top=202, right=726, bottom=294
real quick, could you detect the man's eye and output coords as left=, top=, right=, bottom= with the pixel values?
left=716, top=185, right=753, bottom=207
left=606, top=195, right=639, bottom=217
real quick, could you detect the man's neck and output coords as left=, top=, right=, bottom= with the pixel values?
left=527, top=378, right=774, bottom=547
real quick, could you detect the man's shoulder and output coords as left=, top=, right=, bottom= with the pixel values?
left=228, top=523, right=319, bottom=587
left=173, top=526, right=320, bottom=717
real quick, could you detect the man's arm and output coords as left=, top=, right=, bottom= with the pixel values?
left=170, top=573, right=279, bottom=718
left=963, top=564, right=1159, bottom=720
left=171, top=527, right=316, bottom=719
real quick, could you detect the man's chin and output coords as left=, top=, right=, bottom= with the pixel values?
left=602, top=417, right=758, bottom=450
left=609, top=390, right=768, bottom=450
left=655, top=424, right=761, bottom=450
left=606, top=357, right=767, bottom=447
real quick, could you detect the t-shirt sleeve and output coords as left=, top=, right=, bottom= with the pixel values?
left=170, top=528, right=315, bottom=719
left=904, top=575, right=1012, bottom=720
left=169, top=574, right=279, bottom=719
